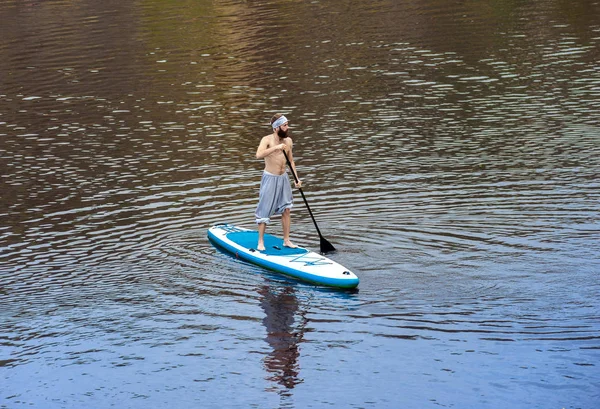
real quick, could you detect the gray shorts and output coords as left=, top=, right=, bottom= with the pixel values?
left=255, top=171, right=293, bottom=224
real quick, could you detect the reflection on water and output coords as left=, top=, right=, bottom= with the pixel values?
left=259, top=286, right=304, bottom=392
left=1, top=0, right=599, bottom=408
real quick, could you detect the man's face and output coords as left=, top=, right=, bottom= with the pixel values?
left=277, top=122, right=290, bottom=138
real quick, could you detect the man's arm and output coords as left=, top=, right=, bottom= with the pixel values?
left=256, top=136, right=285, bottom=160
left=285, top=140, right=302, bottom=188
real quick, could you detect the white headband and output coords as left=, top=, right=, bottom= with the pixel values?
left=271, top=115, right=288, bottom=130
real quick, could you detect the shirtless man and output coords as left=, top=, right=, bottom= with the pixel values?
left=255, top=114, right=302, bottom=251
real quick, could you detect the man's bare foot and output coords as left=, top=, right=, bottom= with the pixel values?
left=257, top=243, right=265, bottom=251
left=283, top=240, right=298, bottom=249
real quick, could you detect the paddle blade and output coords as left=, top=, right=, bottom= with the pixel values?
left=319, top=236, right=336, bottom=254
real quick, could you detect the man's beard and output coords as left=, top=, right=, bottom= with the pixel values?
left=277, top=128, right=289, bottom=138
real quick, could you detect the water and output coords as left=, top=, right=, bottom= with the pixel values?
left=1, top=0, right=599, bottom=408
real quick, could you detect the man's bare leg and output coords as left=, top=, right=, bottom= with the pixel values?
left=257, top=222, right=267, bottom=251
left=282, top=208, right=297, bottom=248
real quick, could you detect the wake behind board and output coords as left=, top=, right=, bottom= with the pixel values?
left=207, top=224, right=359, bottom=289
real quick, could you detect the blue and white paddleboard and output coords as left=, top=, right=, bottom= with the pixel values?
left=208, top=224, right=359, bottom=289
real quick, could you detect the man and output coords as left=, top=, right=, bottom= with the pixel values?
left=255, top=113, right=302, bottom=251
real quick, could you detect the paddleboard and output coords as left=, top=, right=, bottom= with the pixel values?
left=207, top=223, right=359, bottom=289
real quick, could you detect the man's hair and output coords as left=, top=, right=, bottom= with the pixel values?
left=270, top=113, right=283, bottom=126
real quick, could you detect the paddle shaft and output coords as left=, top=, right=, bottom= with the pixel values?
left=283, top=150, right=335, bottom=253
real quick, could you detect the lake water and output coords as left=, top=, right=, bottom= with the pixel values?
left=1, top=0, right=599, bottom=408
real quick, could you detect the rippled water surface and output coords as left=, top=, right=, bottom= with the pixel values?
left=1, top=0, right=599, bottom=408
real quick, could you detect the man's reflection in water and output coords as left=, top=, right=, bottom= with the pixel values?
left=259, top=285, right=306, bottom=391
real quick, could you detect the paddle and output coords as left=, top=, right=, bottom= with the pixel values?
left=283, top=150, right=336, bottom=254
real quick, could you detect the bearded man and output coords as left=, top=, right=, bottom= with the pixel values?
left=254, top=113, right=302, bottom=251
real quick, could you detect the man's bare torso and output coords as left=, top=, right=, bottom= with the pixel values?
left=262, top=134, right=292, bottom=175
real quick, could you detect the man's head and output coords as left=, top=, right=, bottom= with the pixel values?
left=271, top=113, right=290, bottom=138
